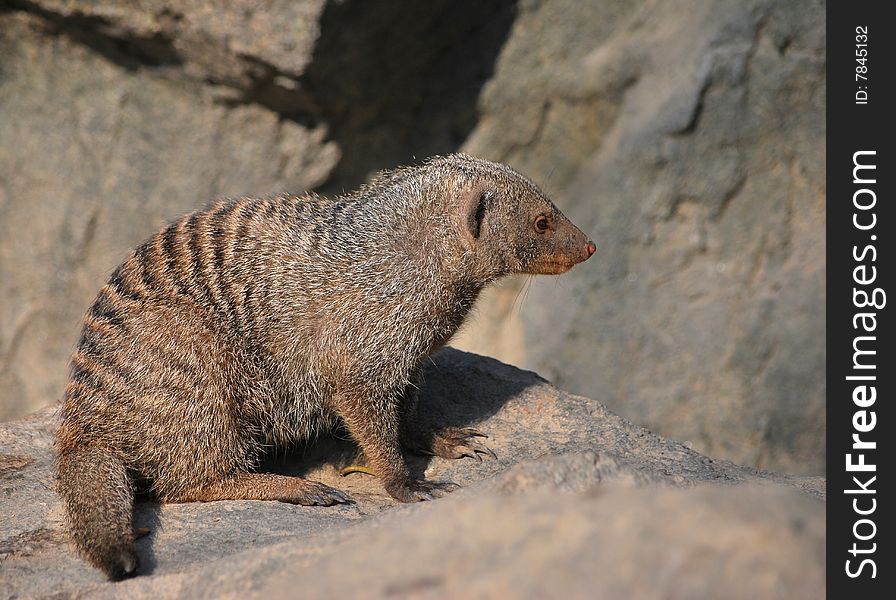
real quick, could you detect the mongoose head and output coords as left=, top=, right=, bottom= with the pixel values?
left=433, top=154, right=596, bottom=278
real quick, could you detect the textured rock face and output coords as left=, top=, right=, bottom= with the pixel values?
left=454, top=0, right=826, bottom=475
left=0, top=349, right=824, bottom=598
left=1, top=0, right=825, bottom=476
left=0, top=2, right=336, bottom=421
left=0, top=0, right=514, bottom=419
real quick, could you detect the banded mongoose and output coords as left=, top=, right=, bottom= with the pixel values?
left=56, top=153, right=596, bottom=580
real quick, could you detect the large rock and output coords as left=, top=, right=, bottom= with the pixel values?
left=0, top=4, right=337, bottom=421
left=0, top=0, right=515, bottom=419
left=0, top=349, right=823, bottom=598
left=454, top=0, right=826, bottom=475
left=1, top=0, right=825, bottom=477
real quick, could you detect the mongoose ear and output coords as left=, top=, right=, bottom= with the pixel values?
left=465, top=189, right=490, bottom=240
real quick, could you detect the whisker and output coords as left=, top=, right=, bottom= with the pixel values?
left=509, top=277, right=527, bottom=314
left=513, top=275, right=535, bottom=314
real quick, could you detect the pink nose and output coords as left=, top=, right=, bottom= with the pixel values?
left=586, top=242, right=596, bottom=257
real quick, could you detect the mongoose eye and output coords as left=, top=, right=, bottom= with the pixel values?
left=534, top=215, right=550, bottom=233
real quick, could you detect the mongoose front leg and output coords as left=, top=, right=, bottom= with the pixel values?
left=335, top=389, right=459, bottom=502
left=399, top=375, right=497, bottom=461
left=168, top=473, right=353, bottom=506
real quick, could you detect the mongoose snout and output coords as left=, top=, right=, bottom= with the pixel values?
left=55, top=153, right=594, bottom=580
left=516, top=209, right=596, bottom=276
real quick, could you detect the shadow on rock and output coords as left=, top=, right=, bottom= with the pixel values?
left=132, top=500, right=162, bottom=576
left=304, top=0, right=519, bottom=191
left=265, top=347, right=540, bottom=481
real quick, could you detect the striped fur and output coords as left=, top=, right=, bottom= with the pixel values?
left=55, top=154, right=594, bottom=579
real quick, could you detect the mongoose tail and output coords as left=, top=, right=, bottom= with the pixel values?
left=57, top=446, right=138, bottom=580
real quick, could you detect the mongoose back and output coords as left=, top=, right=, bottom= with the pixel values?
left=56, top=153, right=595, bottom=580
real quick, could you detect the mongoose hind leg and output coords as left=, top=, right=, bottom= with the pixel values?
left=167, top=473, right=353, bottom=506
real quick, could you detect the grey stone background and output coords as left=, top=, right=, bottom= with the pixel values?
left=0, top=0, right=824, bottom=475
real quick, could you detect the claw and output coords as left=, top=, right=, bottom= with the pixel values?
left=427, top=481, right=460, bottom=498
left=467, top=440, right=497, bottom=460
left=340, top=465, right=377, bottom=477
left=330, top=489, right=354, bottom=504
left=441, top=482, right=461, bottom=493
left=386, top=479, right=460, bottom=502
left=289, top=481, right=355, bottom=506
left=460, top=428, right=489, bottom=439
left=458, top=447, right=483, bottom=462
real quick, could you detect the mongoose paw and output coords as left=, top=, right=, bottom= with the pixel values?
left=385, top=478, right=461, bottom=503
left=286, top=481, right=354, bottom=506
left=431, top=427, right=497, bottom=462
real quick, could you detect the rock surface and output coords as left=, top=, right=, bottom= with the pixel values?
left=1, top=349, right=824, bottom=598
left=453, top=0, right=826, bottom=476
left=1, top=0, right=825, bottom=476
